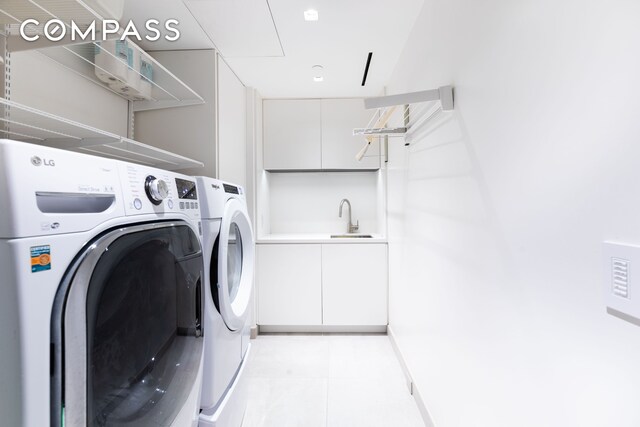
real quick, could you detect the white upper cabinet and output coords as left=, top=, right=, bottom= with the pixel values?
left=321, top=99, right=380, bottom=170
left=263, top=98, right=380, bottom=171
left=263, top=99, right=322, bottom=170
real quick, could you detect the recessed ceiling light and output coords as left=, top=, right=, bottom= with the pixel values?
left=304, top=9, right=318, bottom=21
left=313, top=76, right=324, bottom=82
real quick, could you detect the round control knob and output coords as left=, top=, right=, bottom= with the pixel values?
left=144, top=175, right=169, bottom=205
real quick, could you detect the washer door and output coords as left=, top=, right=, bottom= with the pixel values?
left=50, top=222, right=204, bottom=427
left=214, top=198, right=254, bottom=331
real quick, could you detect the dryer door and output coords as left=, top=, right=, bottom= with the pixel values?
left=51, top=221, right=204, bottom=427
left=213, top=198, right=254, bottom=331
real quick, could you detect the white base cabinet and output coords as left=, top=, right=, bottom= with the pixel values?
left=322, top=244, right=388, bottom=325
left=256, top=243, right=388, bottom=327
left=256, top=244, right=322, bottom=325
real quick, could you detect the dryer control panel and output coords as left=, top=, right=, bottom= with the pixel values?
left=195, top=176, right=246, bottom=220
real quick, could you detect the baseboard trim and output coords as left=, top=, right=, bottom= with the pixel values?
left=258, top=325, right=388, bottom=334
left=387, top=326, right=436, bottom=427
left=250, top=325, right=258, bottom=339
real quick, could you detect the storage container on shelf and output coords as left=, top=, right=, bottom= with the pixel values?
left=139, top=57, right=154, bottom=100
left=94, top=40, right=130, bottom=87
left=128, top=47, right=154, bottom=101
left=94, top=40, right=152, bottom=101
left=107, top=47, right=141, bottom=99
left=124, top=46, right=144, bottom=101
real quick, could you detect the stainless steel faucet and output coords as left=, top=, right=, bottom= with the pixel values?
left=339, top=198, right=359, bottom=234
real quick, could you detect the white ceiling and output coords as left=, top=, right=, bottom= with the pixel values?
left=122, top=0, right=213, bottom=51
left=183, top=0, right=284, bottom=57
left=122, top=0, right=424, bottom=98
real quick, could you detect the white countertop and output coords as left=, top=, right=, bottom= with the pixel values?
left=256, top=233, right=387, bottom=244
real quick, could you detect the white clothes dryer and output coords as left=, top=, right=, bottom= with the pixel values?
left=196, top=177, right=254, bottom=427
left=0, top=139, right=206, bottom=427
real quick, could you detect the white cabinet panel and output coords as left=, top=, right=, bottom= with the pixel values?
left=263, top=99, right=322, bottom=170
left=257, top=244, right=322, bottom=325
left=218, top=57, right=247, bottom=187
left=322, top=244, right=388, bottom=325
left=263, top=98, right=381, bottom=171
left=321, top=99, right=380, bottom=170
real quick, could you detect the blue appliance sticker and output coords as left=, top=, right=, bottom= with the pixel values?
left=31, top=245, right=51, bottom=273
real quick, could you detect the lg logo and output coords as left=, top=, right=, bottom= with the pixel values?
left=31, top=156, right=55, bottom=167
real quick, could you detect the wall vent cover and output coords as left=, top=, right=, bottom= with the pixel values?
left=612, top=258, right=629, bottom=299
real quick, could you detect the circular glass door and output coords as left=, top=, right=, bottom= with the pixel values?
left=214, top=198, right=254, bottom=331
left=52, top=222, right=204, bottom=427
left=226, top=222, right=243, bottom=303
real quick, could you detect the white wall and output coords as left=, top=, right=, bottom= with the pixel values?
left=10, top=51, right=128, bottom=136
left=267, top=172, right=380, bottom=235
left=387, top=1, right=640, bottom=427
left=217, top=57, right=247, bottom=188
left=135, top=50, right=216, bottom=177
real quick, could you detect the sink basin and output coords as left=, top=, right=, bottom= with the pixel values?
left=330, top=234, right=373, bottom=239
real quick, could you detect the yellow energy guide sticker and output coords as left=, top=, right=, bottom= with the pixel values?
left=31, top=245, right=51, bottom=273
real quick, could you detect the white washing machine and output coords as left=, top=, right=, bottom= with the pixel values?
left=0, top=139, right=206, bottom=427
left=196, top=176, right=254, bottom=427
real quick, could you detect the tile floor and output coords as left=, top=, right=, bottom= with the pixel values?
left=241, top=334, right=425, bottom=427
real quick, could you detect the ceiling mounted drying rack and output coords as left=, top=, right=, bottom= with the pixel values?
left=353, top=85, right=454, bottom=161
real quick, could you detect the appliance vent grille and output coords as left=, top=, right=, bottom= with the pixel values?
left=612, top=258, right=629, bottom=299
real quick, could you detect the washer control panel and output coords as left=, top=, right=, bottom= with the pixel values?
left=175, top=177, right=200, bottom=212
left=118, top=162, right=200, bottom=222
left=145, top=175, right=170, bottom=205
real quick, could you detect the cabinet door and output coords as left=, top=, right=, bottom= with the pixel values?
left=321, top=99, right=380, bottom=170
left=257, top=244, right=322, bottom=325
left=263, top=100, right=322, bottom=170
left=321, top=244, right=388, bottom=325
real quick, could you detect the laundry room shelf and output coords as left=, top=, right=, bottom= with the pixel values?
left=35, top=41, right=205, bottom=111
left=0, top=97, right=204, bottom=170
left=354, top=85, right=454, bottom=137
left=1, top=0, right=204, bottom=111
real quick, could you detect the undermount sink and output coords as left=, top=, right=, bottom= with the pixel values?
left=330, top=234, right=373, bottom=239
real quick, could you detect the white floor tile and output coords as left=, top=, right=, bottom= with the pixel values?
left=242, top=334, right=425, bottom=427
left=328, top=335, right=406, bottom=380
left=247, top=335, right=330, bottom=379
left=326, top=378, right=425, bottom=427
left=242, top=377, right=328, bottom=427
